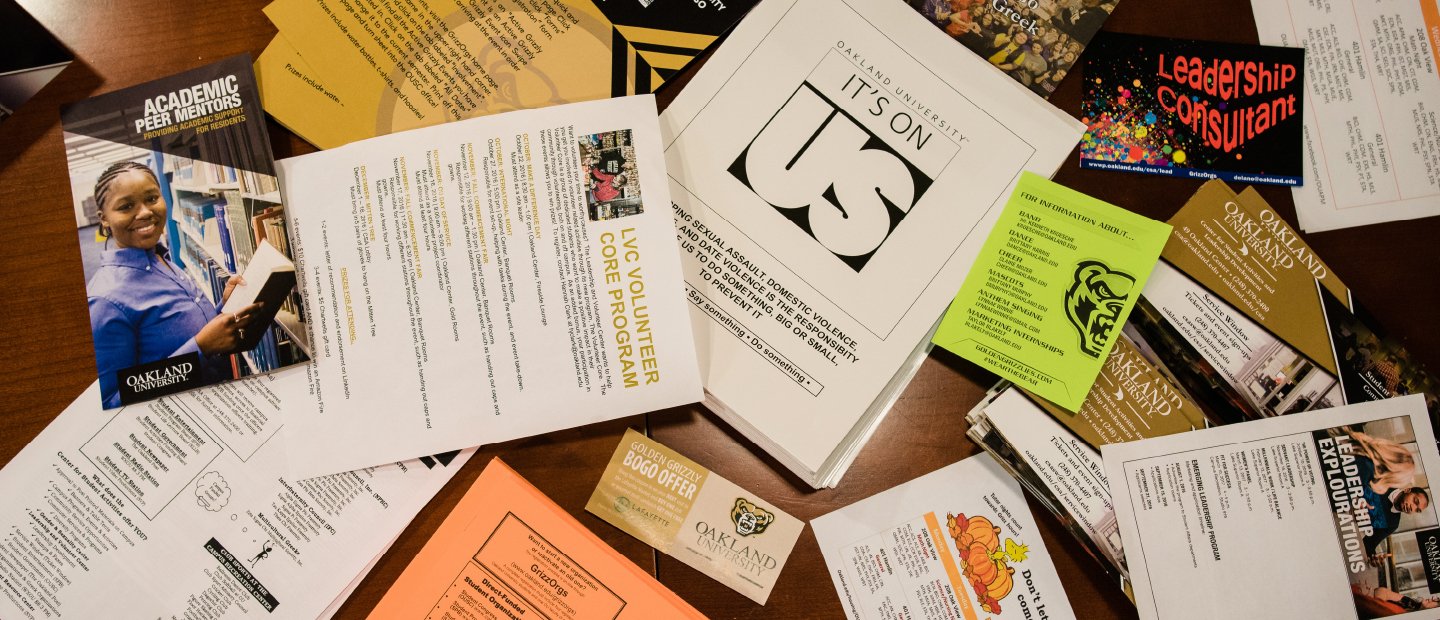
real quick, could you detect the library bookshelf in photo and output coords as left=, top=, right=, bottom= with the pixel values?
left=165, top=153, right=310, bottom=376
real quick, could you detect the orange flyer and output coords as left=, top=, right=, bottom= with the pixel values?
left=368, top=458, right=706, bottom=619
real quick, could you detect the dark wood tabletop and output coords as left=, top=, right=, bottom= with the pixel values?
left=3, top=1, right=1437, bottom=618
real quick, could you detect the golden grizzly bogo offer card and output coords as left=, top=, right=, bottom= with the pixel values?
left=587, top=429, right=802, bottom=604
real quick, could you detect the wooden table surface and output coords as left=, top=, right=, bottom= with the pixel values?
left=3, top=1, right=1437, bottom=618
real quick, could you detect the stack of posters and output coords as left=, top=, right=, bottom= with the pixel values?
left=255, top=0, right=757, bottom=148
left=1107, top=395, right=1440, bottom=619
left=661, top=0, right=1085, bottom=488
left=271, top=94, right=703, bottom=476
left=812, top=453, right=1077, bottom=620
left=1250, top=0, right=1440, bottom=231
left=1079, top=32, right=1306, bottom=186
left=368, top=458, right=705, bottom=618
left=905, top=0, right=1121, bottom=98
left=59, top=56, right=310, bottom=410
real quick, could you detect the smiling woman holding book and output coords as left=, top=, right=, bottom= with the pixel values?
left=87, top=161, right=262, bottom=408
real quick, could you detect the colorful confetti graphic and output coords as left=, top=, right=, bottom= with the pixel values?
left=1080, top=31, right=1305, bottom=186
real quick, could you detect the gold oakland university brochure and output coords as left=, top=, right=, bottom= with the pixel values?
left=264, top=95, right=701, bottom=476
left=586, top=429, right=803, bottom=604
left=661, top=0, right=1085, bottom=488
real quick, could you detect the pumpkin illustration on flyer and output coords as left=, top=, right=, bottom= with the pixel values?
left=1080, top=31, right=1305, bottom=186
left=812, top=455, right=1076, bottom=620
left=947, top=512, right=1033, bottom=614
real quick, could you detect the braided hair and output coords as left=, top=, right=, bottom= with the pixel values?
left=94, top=161, right=160, bottom=237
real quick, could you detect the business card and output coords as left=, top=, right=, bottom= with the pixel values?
left=587, top=429, right=803, bottom=604
left=933, top=172, right=1172, bottom=411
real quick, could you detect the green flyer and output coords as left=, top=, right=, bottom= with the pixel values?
left=934, top=173, right=1172, bottom=411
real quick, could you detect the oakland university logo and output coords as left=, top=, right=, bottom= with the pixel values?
left=731, top=497, right=775, bottom=537
left=117, top=351, right=203, bottom=405
left=728, top=82, right=934, bottom=272
left=1063, top=261, right=1136, bottom=358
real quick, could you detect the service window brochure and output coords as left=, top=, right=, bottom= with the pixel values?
left=660, top=0, right=1085, bottom=488
left=0, top=381, right=473, bottom=619
left=1124, top=180, right=1440, bottom=430
left=58, top=55, right=311, bottom=409
left=276, top=95, right=702, bottom=477
left=812, top=453, right=1076, bottom=620
left=0, top=2, right=70, bottom=123
left=585, top=429, right=804, bottom=604
left=967, top=386, right=1132, bottom=597
left=1105, top=395, right=1440, bottom=620
left=1079, top=31, right=1306, bottom=186
left=1164, top=179, right=1352, bottom=373
left=933, top=173, right=1171, bottom=412
left=1025, top=333, right=1206, bottom=449
left=905, top=0, right=1119, bottom=98
left=367, top=458, right=705, bottom=619
left=256, top=0, right=757, bottom=149
left=1251, top=0, right=1440, bottom=231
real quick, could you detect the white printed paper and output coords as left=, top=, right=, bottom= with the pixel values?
left=1251, top=0, right=1440, bottom=231
left=277, top=95, right=702, bottom=476
left=1106, top=395, right=1440, bottom=619
left=0, top=381, right=471, bottom=619
left=812, top=454, right=1077, bottom=620
left=660, top=0, right=1084, bottom=484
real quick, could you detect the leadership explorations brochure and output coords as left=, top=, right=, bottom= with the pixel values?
left=59, top=55, right=310, bottom=409
left=1107, top=395, right=1440, bottom=620
left=661, top=0, right=1085, bottom=488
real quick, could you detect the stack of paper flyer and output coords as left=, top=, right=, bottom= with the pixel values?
left=964, top=334, right=1207, bottom=598
left=661, top=0, right=1085, bottom=488
left=0, top=382, right=474, bottom=619
left=812, top=453, right=1077, bottom=619
left=966, top=178, right=1440, bottom=597
left=270, top=94, right=704, bottom=477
